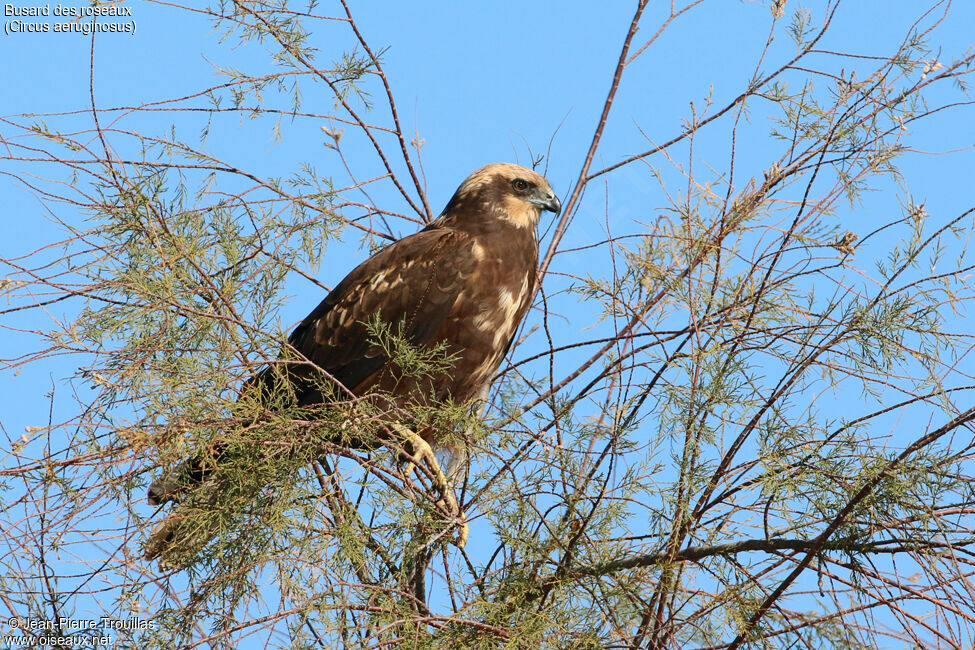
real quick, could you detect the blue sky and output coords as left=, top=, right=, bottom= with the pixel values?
left=2, top=0, right=975, bottom=645
left=5, top=0, right=973, bottom=436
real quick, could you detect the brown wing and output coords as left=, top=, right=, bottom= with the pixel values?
left=150, top=229, right=474, bottom=507
left=251, top=226, right=476, bottom=406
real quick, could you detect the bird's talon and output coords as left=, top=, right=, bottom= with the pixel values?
left=455, top=516, right=469, bottom=548
left=391, top=423, right=468, bottom=547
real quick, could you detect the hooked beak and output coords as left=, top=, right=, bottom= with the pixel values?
left=532, top=189, right=561, bottom=215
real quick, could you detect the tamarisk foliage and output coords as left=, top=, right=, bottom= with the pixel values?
left=2, top=1, right=975, bottom=647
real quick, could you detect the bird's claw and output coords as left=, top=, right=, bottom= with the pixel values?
left=391, top=423, right=468, bottom=548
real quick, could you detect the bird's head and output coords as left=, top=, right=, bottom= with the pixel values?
left=440, top=162, right=561, bottom=230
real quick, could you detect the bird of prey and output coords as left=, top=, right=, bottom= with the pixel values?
left=145, top=162, right=560, bottom=563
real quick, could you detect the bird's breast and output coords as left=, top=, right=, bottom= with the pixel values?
left=437, top=239, right=537, bottom=397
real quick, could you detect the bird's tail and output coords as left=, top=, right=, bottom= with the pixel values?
left=144, top=486, right=221, bottom=566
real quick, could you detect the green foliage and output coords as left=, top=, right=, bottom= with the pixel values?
left=2, top=2, right=975, bottom=649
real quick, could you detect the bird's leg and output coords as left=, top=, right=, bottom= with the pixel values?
left=389, top=423, right=468, bottom=548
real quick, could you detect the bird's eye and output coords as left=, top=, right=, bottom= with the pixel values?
left=512, top=179, right=530, bottom=192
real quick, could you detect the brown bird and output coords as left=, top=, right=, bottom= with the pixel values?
left=145, top=162, right=560, bottom=564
